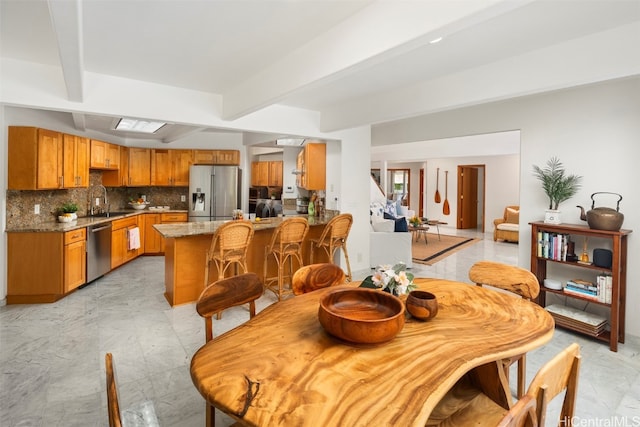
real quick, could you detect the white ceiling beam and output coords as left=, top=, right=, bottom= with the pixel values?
left=71, top=112, right=86, bottom=131
left=47, top=0, right=84, bottom=102
left=221, top=0, right=528, bottom=121
left=161, top=127, right=207, bottom=144
left=319, top=21, right=640, bottom=132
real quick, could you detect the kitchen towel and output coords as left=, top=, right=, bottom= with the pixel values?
left=128, top=227, right=141, bottom=250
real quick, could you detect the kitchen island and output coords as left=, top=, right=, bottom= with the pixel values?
left=154, top=214, right=337, bottom=306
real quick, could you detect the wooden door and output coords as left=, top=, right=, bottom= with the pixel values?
left=111, top=228, right=126, bottom=269
left=128, top=148, right=151, bottom=186
left=171, top=149, right=193, bottom=186
left=257, top=162, right=269, bottom=186
left=457, top=166, right=479, bottom=229
left=37, top=129, right=62, bottom=189
left=62, top=134, right=77, bottom=188
left=419, top=168, right=424, bottom=218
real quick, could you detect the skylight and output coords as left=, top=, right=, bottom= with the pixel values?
left=116, top=118, right=166, bottom=133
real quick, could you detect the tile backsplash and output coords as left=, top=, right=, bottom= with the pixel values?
left=6, top=171, right=188, bottom=229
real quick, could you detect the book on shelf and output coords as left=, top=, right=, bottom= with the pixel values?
left=563, top=286, right=599, bottom=301
left=537, top=232, right=569, bottom=261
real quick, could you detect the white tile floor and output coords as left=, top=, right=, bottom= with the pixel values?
left=1, top=227, right=639, bottom=426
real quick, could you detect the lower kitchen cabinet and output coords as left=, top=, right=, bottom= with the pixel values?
left=7, top=229, right=87, bottom=303
left=111, top=216, right=141, bottom=269
left=144, top=214, right=163, bottom=254
left=64, top=228, right=87, bottom=293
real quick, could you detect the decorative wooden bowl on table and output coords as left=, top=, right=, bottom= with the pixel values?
left=406, top=290, right=438, bottom=321
left=318, top=288, right=405, bottom=344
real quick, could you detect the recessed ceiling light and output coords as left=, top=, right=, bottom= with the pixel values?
left=116, top=118, right=166, bottom=133
left=429, top=37, right=443, bottom=44
left=276, top=138, right=306, bottom=146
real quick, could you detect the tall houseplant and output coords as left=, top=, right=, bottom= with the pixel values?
left=532, top=157, right=582, bottom=224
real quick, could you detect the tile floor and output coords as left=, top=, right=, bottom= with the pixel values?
left=1, top=227, right=639, bottom=426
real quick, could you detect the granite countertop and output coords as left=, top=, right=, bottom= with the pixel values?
left=153, top=213, right=338, bottom=239
left=5, top=210, right=188, bottom=233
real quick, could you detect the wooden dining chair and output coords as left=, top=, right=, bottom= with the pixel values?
left=468, top=260, right=540, bottom=398
left=497, top=395, right=538, bottom=427
left=292, top=263, right=346, bottom=295
left=426, top=343, right=581, bottom=427
left=105, top=353, right=122, bottom=427
left=309, top=213, right=353, bottom=281
left=196, top=273, right=264, bottom=427
left=196, top=273, right=264, bottom=342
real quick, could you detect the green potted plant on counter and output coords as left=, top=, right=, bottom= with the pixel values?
left=60, top=202, right=79, bottom=219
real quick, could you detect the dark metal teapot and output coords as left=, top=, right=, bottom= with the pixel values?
left=577, top=192, right=624, bottom=231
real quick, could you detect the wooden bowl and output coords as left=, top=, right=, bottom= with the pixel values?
left=318, top=288, right=405, bottom=344
left=406, top=290, right=438, bottom=321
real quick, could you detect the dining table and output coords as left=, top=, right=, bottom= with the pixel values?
left=190, top=278, right=555, bottom=426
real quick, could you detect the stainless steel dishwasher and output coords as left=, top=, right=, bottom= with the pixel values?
left=86, top=223, right=112, bottom=283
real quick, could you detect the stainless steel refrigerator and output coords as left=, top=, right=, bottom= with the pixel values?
left=188, top=165, right=241, bottom=221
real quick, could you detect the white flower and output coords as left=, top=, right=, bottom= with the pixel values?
left=368, top=263, right=416, bottom=296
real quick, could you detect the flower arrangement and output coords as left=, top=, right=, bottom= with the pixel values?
left=409, top=216, right=422, bottom=227
left=360, top=262, right=416, bottom=297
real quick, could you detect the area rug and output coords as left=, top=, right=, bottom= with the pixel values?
left=412, top=233, right=480, bottom=265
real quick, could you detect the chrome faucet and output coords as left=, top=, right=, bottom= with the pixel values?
left=88, top=184, right=109, bottom=216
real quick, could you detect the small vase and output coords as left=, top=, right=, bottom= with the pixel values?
left=544, top=209, right=561, bottom=224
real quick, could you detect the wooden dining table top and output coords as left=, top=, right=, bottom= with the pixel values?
left=190, top=278, right=555, bottom=427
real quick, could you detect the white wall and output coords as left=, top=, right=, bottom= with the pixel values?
left=0, top=107, right=6, bottom=304
left=372, top=76, right=640, bottom=337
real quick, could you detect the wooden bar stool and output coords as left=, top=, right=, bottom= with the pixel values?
left=204, top=220, right=254, bottom=287
left=264, top=217, right=309, bottom=300
left=309, top=213, right=353, bottom=281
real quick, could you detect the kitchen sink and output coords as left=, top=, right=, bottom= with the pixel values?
left=90, top=212, right=129, bottom=218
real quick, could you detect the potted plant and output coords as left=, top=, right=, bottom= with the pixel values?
left=60, top=202, right=79, bottom=218
left=532, top=157, right=582, bottom=224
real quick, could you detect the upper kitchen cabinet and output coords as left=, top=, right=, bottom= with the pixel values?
left=90, top=139, right=120, bottom=169
left=269, top=161, right=283, bottom=187
left=62, top=134, right=89, bottom=188
left=127, top=148, right=152, bottom=186
left=297, top=143, right=326, bottom=190
left=8, top=127, right=63, bottom=190
left=151, top=149, right=192, bottom=186
left=103, top=147, right=129, bottom=187
left=251, top=161, right=282, bottom=187
left=193, top=149, right=240, bottom=166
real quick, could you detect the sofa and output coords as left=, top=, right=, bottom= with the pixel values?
left=370, top=201, right=413, bottom=268
left=494, top=205, right=520, bottom=243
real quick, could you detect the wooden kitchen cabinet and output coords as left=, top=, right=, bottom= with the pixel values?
left=251, top=161, right=269, bottom=186
left=103, top=147, right=130, bottom=187
left=193, top=149, right=240, bottom=165
left=90, top=139, right=120, bottom=169
left=111, top=216, right=141, bottom=269
left=159, top=212, right=188, bottom=252
left=127, top=147, right=151, bottom=186
left=143, top=214, right=163, bottom=254
left=269, top=161, right=283, bottom=187
left=64, top=228, right=87, bottom=293
left=7, top=229, right=86, bottom=303
left=151, top=149, right=192, bottom=186
left=8, top=127, right=63, bottom=190
left=251, top=161, right=282, bottom=187
left=62, top=134, right=90, bottom=188
left=297, top=143, right=326, bottom=190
